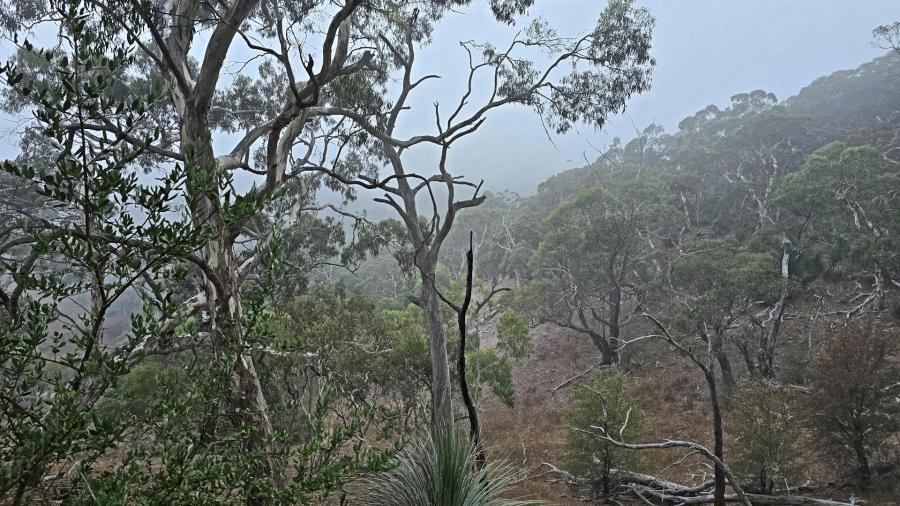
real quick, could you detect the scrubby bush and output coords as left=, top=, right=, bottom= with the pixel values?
left=563, top=369, right=643, bottom=495
left=497, top=310, right=532, bottom=361
left=468, top=348, right=516, bottom=407
left=96, top=361, right=188, bottom=423
left=729, top=381, right=807, bottom=493
left=807, top=321, right=899, bottom=487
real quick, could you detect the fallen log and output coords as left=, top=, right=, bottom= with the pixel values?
left=611, top=469, right=714, bottom=495
left=632, top=484, right=861, bottom=505
left=544, top=463, right=860, bottom=506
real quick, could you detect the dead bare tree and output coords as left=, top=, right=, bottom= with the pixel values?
left=435, top=231, right=484, bottom=467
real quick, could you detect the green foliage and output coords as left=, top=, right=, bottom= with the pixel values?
left=775, top=142, right=900, bottom=280
left=358, top=432, right=539, bottom=506
left=728, top=382, right=807, bottom=493
left=80, top=369, right=394, bottom=505
left=265, top=292, right=431, bottom=434
left=0, top=4, right=206, bottom=499
left=0, top=1, right=397, bottom=501
left=670, top=239, right=782, bottom=332
left=96, top=361, right=188, bottom=423
left=468, top=348, right=515, bottom=407
left=519, top=181, right=674, bottom=360
left=496, top=310, right=531, bottom=361
left=563, top=369, right=643, bottom=495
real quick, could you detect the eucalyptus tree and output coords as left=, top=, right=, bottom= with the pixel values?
left=0, top=0, right=565, bottom=497
left=1, top=4, right=406, bottom=503
left=642, top=238, right=781, bottom=506
left=874, top=21, right=900, bottom=52
left=2, top=0, right=655, bottom=475
left=312, top=0, right=655, bottom=434
left=775, top=142, right=900, bottom=315
left=666, top=239, right=781, bottom=396
left=521, top=180, right=669, bottom=365
left=663, top=90, right=821, bottom=237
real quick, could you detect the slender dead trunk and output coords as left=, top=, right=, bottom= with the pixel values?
left=454, top=235, right=484, bottom=467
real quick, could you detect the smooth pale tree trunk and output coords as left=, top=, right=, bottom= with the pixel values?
left=756, top=301, right=785, bottom=379
left=421, top=268, right=454, bottom=436
left=756, top=238, right=791, bottom=378
left=182, top=112, right=275, bottom=498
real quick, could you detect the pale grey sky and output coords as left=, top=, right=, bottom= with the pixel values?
left=393, top=0, right=898, bottom=194
left=0, top=1, right=896, bottom=197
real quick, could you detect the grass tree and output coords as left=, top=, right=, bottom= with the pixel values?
left=359, top=432, right=540, bottom=506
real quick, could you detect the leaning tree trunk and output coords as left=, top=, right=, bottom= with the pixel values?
left=420, top=268, right=455, bottom=436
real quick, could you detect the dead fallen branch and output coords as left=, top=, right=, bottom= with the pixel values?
left=634, top=485, right=860, bottom=505
left=552, top=361, right=609, bottom=391
left=543, top=463, right=860, bottom=506
left=612, top=469, right=714, bottom=495
left=585, top=431, right=752, bottom=506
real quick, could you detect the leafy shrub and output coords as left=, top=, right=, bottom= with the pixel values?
left=728, top=381, right=807, bottom=493
left=358, top=432, right=538, bottom=505
left=265, top=293, right=432, bottom=435
left=807, top=321, right=899, bottom=487
left=83, top=370, right=393, bottom=505
left=96, top=361, right=187, bottom=423
left=497, top=310, right=532, bottom=361
left=563, top=369, right=643, bottom=495
left=468, top=348, right=515, bottom=407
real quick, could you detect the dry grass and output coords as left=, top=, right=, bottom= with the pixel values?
left=479, top=322, right=899, bottom=505
left=481, top=324, right=598, bottom=504
left=479, top=323, right=723, bottom=503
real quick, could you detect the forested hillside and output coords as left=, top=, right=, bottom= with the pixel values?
left=0, top=1, right=898, bottom=505
left=434, top=50, right=900, bottom=503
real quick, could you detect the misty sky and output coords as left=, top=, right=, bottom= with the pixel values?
left=0, top=1, right=896, bottom=198
left=394, top=0, right=898, bottom=195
